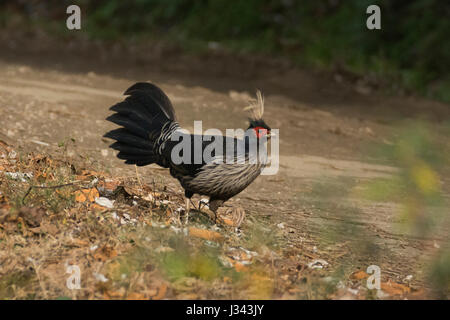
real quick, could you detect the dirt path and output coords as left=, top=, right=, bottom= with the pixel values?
left=0, top=34, right=449, bottom=296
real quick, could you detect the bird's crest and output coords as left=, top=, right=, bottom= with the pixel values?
left=244, top=90, right=264, bottom=120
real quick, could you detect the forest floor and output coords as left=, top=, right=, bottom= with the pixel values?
left=0, top=31, right=449, bottom=299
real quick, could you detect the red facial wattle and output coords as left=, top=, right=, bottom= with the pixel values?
left=253, top=126, right=268, bottom=138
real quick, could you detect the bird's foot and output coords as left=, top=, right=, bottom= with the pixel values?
left=230, top=207, right=246, bottom=228
left=190, top=198, right=216, bottom=222
left=217, top=206, right=246, bottom=228
left=197, top=198, right=209, bottom=212
left=190, top=199, right=245, bottom=227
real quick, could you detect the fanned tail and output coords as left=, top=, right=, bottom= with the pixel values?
left=104, top=82, right=178, bottom=167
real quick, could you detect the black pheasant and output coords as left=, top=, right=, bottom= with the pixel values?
left=104, top=82, right=272, bottom=225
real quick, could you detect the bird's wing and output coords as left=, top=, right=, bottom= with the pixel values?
left=163, top=134, right=246, bottom=176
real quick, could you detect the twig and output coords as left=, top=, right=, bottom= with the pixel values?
left=22, top=182, right=79, bottom=205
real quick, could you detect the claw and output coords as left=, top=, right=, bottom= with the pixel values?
left=198, top=198, right=209, bottom=212
left=232, top=207, right=246, bottom=228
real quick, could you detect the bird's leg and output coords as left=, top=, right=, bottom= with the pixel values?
left=184, top=191, right=194, bottom=224
left=208, top=199, right=224, bottom=225
left=189, top=198, right=199, bottom=211
left=185, top=198, right=190, bottom=224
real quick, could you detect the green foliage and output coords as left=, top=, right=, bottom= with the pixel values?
left=361, top=121, right=450, bottom=296
left=429, top=248, right=450, bottom=298
left=160, top=250, right=222, bottom=281
left=363, top=121, right=449, bottom=233
left=3, top=1, right=449, bottom=101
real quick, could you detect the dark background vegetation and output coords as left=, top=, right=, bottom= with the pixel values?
left=1, top=0, right=449, bottom=103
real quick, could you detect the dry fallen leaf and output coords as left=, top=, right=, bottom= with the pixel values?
left=350, top=270, right=370, bottom=280
left=188, top=227, right=223, bottom=242
left=221, top=256, right=249, bottom=272
left=221, top=217, right=235, bottom=226
left=407, top=288, right=428, bottom=299
left=381, top=281, right=411, bottom=296
left=234, top=261, right=248, bottom=272
left=80, top=169, right=103, bottom=177
left=98, top=180, right=120, bottom=193
left=75, top=188, right=99, bottom=203
left=90, top=203, right=105, bottom=211
left=104, top=289, right=125, bottom=300
left=93, top=245, right=118, bottom=261
left=126, top=292, right=147, bottom=300
left=177, top=293, right=199, bottom=299
left=75, top=191, right=86, bottom=202
left=151, top=283, right=167, bottom=300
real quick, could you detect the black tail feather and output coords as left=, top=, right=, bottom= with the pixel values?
left=106, top=113, right=149, bottom=139
left=125, top=159, right=156, bottom=166
left=117, top=152, right=157, bottom=163
left=124, top=82, right=176, bottom=121
left=103, top=128, right=152, bottom=150
left=109, top=142, right=153, bottom=156
left=104, top=82, right=177, bottom=168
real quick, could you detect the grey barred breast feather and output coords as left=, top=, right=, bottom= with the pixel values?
left=175, top=146, right=268, bottom=200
